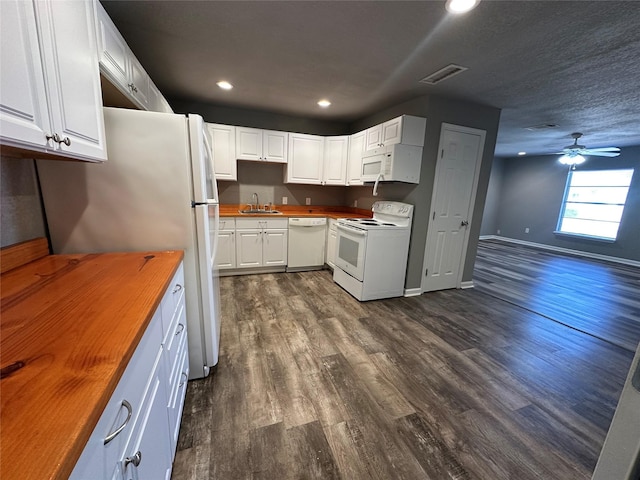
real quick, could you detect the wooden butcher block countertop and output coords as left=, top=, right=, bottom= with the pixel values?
left=220, top=204, right=373, bottom=219
left=0, top=239, right=183, bottom=480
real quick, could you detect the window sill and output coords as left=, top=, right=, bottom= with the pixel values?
left=553, top=231, right=616, bottom=243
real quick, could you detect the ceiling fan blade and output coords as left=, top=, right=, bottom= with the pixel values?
left=583, top=150, right=621, bottom=157
left=584, top=147, right=621, bottom=152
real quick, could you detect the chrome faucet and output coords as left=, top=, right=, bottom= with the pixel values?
left=251, top=192, right=259, bottom=210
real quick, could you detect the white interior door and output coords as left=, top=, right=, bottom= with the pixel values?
left=422, top=123, right=485, bottom=292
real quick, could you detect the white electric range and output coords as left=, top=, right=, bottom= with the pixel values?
left=333, top=201, right=413, bottom=301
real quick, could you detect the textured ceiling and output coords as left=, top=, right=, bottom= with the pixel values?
left=101, top=0, right=640, bottom=158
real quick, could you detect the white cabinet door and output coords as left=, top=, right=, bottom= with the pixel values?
left=286, top=133, right=324, bottom=184
left=1, top=0, right=106, bottom=162
left=36, top=0, right=106, bottom=161
left=347, top=130, right=365, bottom=185
left=128, top=55, right=150, bottom=109
left=381, top=116, right=403, bottom=145
left=0, top=0, right=51, bottom=150
left=216, top=229, right=236, bottom=269
left=96, top=5, right=128, bottom=88
left=263, top=229, right=288, bottom=266
left=365, top=123, right=383, bottom=151
left=208, top=124, right=237, bottom=181
left=236, top=230, right=262, bottom=267
left=235, top=127, right=262, bottom=161
left=323, top=136, right=349, bottom=185
left=263, top=130, right=288, bottom=163
left=120, top=352, right=172, bottom=480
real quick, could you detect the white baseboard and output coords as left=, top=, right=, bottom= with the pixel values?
left=404, top=287, right=422, bottom=297
left=480, top=235, right=640, bottom=268
left=459, top=281, right=474, bottom=289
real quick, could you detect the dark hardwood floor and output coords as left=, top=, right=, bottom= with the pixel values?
left=473, top=238, right=640, bottom=352
left=172, top=265, right=634, bottom=479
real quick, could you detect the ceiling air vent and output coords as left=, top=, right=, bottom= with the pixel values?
left=419, top=64, right=468, bottom=85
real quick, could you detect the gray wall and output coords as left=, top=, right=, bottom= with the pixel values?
left=0, top=155, right=47, bottom=247
left=485, top=145, right=640, bottom=261
left=480, top=156, right=504, bottom=236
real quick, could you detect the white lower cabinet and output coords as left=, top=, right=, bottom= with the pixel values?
left=326, top=218, right=338, bottom=269
left=235, top=218, right=288, bottom=268
left=70, top=263, right=187, bottom=480
left=216, top=218, right=236, bottom=269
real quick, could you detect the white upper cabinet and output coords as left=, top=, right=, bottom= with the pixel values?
left=285, top=133, right=324, bottom=184
left=323, top=136, right=349, bottom=185
left=96, top=3, right=170, bottom=113
left=0, top=0, right=106, bottom=162
left=347, top=130, right=366, bottom=186
left=207, top=124, right=237, bottom=181
left=365, top=115, right=426, bottom=151
left=235, top=127, right=288, bottom=163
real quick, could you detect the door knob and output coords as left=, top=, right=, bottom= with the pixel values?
left=461, top=220, right=469, bottom=227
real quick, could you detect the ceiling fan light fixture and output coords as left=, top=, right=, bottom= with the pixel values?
left=445, top=0, right=480, bottom=14
left=559, top=154, right=586, bottom=166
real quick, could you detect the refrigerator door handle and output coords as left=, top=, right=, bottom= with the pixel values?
left=191, top=199, right=219, bottom=207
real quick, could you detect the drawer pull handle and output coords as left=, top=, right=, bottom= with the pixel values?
left=175, top=323, right=185, bottom=336
left=179, top=371, right=188, bottom=387
left=172, top=283, right=183, bottom=294
left=103, top=399, right=132, bottom=445
left=124, top=451, right=142, bottom=468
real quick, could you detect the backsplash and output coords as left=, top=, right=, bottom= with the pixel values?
left=218, top=161, right=347, bottom=207
left=0, top=156, right=47, bottom=247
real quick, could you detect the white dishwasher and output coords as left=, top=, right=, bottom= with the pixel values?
left=287, top=217, right=327, bottom=271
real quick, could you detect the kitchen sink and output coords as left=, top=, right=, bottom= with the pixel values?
left=238, top=209, right=282, bottom=214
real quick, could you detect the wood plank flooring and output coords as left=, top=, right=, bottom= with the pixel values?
left=473, top=238, right=640, bottom=352
left=172, top=268, right=634, bottom=480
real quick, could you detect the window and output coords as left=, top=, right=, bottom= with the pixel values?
left=557, top=169, right=634, bottom=241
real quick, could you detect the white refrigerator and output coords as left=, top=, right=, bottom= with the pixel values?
left=36, top=107, right=221, bottom=379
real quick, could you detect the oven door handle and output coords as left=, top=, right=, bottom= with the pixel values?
left=337, top=224, right=367, bottom=236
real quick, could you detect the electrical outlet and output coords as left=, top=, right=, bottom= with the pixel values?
left=497, top=229, right=501, bottom=235
left=282, top=196, right=288, bottom=205
left=354, top=200, right=358, bottom=208
left=306, top=197, right=311, bottom=205
left=525, top=227, right=530, bottom=233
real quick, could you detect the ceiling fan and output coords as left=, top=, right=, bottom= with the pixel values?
left=558, top=132, right=620, bottom=160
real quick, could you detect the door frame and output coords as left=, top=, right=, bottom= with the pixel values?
left=421, top=122, right=486, bottom=293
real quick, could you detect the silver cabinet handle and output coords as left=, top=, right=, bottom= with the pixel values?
left=179, top=371, right=188, bottom=388
left=172, top=284, right=183, bottom=294
left=45, top=133, right=60, bottom=143
left=103, top=399, right=132, bottom=445
left=124, top=451, right=142, bottom=468
left=60, top=136, right=71, bottom=146
left=175, top=323, right=185, bottom=336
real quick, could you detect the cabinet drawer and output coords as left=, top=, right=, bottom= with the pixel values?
left=165, top=304, right=187, bottom=392
left=235, top=217, right=288, bottom=230
left=167, top=344, right=189, bottom=456
left=160, top=263, right=185, bottom=339
left=219, top=218, right=235, bottom=231
left=69, top=311, right=163, bottom=480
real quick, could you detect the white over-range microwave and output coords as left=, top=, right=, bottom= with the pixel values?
left=360, top=144, right=423, bottom=184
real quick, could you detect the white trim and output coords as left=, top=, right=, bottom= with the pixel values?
left=481, top=236, right=640, bottom=268
left=404, top=287, right=422, bottom=297
left=459, top=281, right=474, bottom=289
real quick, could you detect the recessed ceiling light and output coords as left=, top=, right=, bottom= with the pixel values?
left=317, top=99, right=331, bottom=108
left=445, top=0, right=480, bottom=14
left=217, top=81, right=233, bottom=90
left=518, top=151, right=527, bottom=156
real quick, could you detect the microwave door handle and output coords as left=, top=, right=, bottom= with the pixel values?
left=373, top=173, right=384, bottom=196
